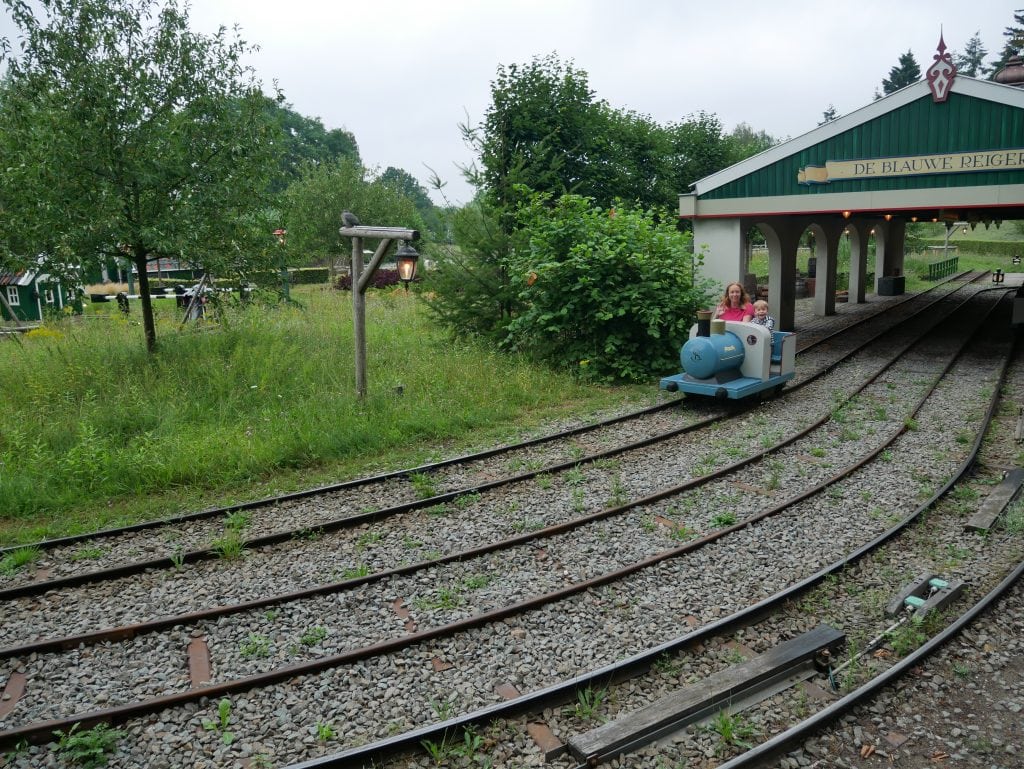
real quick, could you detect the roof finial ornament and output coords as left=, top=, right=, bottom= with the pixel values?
left=926, top=28, right=957, bottom=102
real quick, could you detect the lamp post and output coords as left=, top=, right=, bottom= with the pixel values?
left=337, top=217, right=420, bottom=399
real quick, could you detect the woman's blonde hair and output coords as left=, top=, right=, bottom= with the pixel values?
left=719, top=282, right=750, bottom=308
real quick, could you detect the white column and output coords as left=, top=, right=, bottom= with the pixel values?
left=812, top=219, right=846, bottom=317
left=847, top=222, right=870, bottom=303
left=759, top=221, right=802, bottom=332
left=692, top=218, right=745, bottom=290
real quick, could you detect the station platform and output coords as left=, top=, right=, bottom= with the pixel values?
left=790, top=273, right=1024, bottom=335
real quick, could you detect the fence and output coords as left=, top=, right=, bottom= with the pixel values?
left=926, top=257, right=959, bottom=280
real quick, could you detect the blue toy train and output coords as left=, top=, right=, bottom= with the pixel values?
left=660, top=313, right=796, bottom=400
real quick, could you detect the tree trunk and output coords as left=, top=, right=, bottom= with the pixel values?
left=133, top=253, right=157, bottom=353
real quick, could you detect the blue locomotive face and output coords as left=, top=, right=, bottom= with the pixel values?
left=660, top=321, right=796, bottom=400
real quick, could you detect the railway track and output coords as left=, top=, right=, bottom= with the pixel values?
left=288, top=285, right=1023, bottom=769
left=0, top=279, right=993, bottom=648
left=2, top=275, right=1021, bottom=769
left=0, top=271, right=983, bottom=598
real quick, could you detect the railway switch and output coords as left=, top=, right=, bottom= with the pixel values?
left=885, top=572, right=965, bottom=618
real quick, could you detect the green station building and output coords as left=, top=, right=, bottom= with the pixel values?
left=681, top=43, right=1024, bottom=331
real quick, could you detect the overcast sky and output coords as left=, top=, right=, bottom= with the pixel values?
left=2, top=1, right=1018, bottom=204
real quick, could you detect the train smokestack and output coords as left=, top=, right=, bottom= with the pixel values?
left=696, top=310, right=713, bottom=337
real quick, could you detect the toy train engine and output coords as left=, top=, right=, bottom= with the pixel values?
left=660, top=313, right=796, bottom=400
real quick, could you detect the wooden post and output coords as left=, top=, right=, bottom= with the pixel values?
left=351, top=236, right=367, bottom=398
left=0, top=289, right=22, bottom=327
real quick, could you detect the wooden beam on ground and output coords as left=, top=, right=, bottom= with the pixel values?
left=566, top=624, right=844, bottom=765
left=965, top=469, right=1024, bottom=532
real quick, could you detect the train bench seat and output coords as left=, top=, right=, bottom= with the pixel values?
left=769, top=331, right=794, bottom=377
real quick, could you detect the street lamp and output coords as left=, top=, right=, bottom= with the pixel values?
left=395, top=242, right=420, bottom=290
left=337, top=217, right=420, bottom=399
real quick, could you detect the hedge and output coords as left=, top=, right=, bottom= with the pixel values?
left=919, top=239, right=1024, bottom=257
left=289, top=267, right=330, bottom=285
left=335, top=268, right=405, bottom=290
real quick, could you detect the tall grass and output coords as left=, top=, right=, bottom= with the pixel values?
left=1, top=288, right=643, bottom=541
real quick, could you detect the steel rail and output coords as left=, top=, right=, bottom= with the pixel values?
left=282, top=291, right=1019, bottom=769
left=715, top=552, right=1024, bottom=769
left=571, top=291, right=1021, bottom=769
left=0, top=289, right=1009, bottom=752
left=0, top=286, right=1002, bottom=656
left=707, top=299, right=1023, bottom=769
left=0, top=278, right=990, bottom=602
left=0, top=272, right=977, bottom=558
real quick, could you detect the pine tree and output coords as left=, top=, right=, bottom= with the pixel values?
left=953, top=31, right=990, bottom=77
left=989, top=9, right=1024, bottom=78
left=880, top=50, right=922, bottom=96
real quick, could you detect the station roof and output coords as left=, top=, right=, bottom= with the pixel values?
left=680, top=76, right=1024, bottom=225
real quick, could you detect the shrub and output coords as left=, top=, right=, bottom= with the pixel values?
left=505, top=193, right=715, bottom=382
left=55, top=723, right=125, bottom=768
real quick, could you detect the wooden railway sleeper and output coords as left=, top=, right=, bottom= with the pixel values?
left=565, top=625, right=845, bottom=767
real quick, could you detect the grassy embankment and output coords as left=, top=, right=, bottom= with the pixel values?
left=0, top=286, right=654, bottom=546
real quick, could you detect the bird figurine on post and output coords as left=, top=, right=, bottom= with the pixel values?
left=341, top=211, right=360, bottom=228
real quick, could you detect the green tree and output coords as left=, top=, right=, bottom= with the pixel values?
left=818, top=105, right=838, bottom=125
left=431, top=57, right=740, bottom=347
left=379, top=167, right=433, bottom=210
left=465, top=53, right=602, bottom=230
left=421, top=197, right=516, bottom=341
left=280, top=157, right=424, bottom=270
left=437, top=53, right=602, bottom=340
left=465, top=54, right=738, bottom=218
left=879, top=50, right=922, bottom=97
left=989, top=9, right=1024, bottom=77
left=265, top=100, right=359, bottom=192
left=379, top=166, right=442, bottom=237
left=723, top=121, right=777, bottom=165
left=505, top=193, right=715, bottom=382
left=666, top=112, right=732, bottom=193
left=0, top=0, right=281, bottom=352
left=953, top=31, right=990, bottom=77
